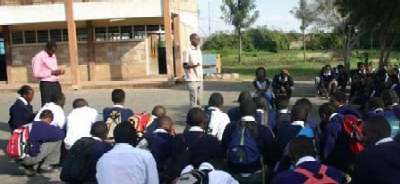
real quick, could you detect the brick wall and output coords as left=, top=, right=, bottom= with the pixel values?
left=9, top=40, right=148, bottom=83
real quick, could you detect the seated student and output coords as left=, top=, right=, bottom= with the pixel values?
left=145, top=105, right=167, bottom=135
left=142, top=116, right=175, bottom=174
left=272, top=69, right=294, bottom=98
left=61, top=121, right=112, bottom=183
left=34, top=93, right=66, bottom=129
left=206, top=93, right=230, bottom=140
left=382, top=90, right=400, bottom=136
left=318, top=103, right=337, bottom=138
left=64, top=98, right=98, bottom=150
left=254, top=96, right=269, bottom=127
left=272, top=137, right=345, bottom=184
left=178, top=162, right=239, bottom=184
left=103, top=89, right=134, bottom=122
left=274, top=96, right=291, bottom=132
left=330, top=91, right=361, bottom=118
left=352, top=116, right=400, bottom=184
left=336, top=64, right=349, bottom=92
left=366, top=97, right=385, bottom=118
left=253, top=67, right=273, bottom=108
left=319, top=65, right=337, bottom=97
left=96, top=122, right=158, bottom=184
left=165, top=108, right=223, bottom=182
left=294, top=98, right=317, bottom=129
left=8, top=85, right=36, bottom=132
left=228, top=91, right=252, bottom=122
left=22, top=110, right=65, bottom=175
left=221, top=100, right=274, bottom=184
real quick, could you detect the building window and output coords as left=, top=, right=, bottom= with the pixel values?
left=134, top=25, right=146, bottom=39
left=108, top=26, right=120, bottom=41
left=77, top=28, right=88, bottom=41
left=24, top=31, right=37, bottom=44
left=62, top=29, right=68, bottom=42
left=37, top=30, right=49, bottom=43
left=121, top=26, right=133, bottom=40
left=12, top=31, right=23, bottom=44
left=146, top=25, right=160, bottom=33
left=50, top=29, right=62, bottom=42
left=95, top=27, right=107, bottom=41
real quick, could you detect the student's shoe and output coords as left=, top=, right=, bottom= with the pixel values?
left=37, top=165, right=59, bottom=174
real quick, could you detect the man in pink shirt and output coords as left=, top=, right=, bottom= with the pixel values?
left=32, top=41, right=65, bottom=106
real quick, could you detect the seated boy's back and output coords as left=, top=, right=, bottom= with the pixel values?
left=103, top=106, right=133, bottom=122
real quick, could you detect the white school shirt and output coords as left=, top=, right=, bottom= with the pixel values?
left=181, top=162, right=239, bottom=184
left=34, top=102, right=66, bottom=128
left=64, top=106, right=98, bottom=149
left=208, top=107, right=230, bottom=141
left=96, top=143, right=159, bottom=184
left=184, top=45, right=203, bottom=82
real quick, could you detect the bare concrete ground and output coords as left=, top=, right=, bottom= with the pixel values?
left=0, top=81, right=324, bottom=184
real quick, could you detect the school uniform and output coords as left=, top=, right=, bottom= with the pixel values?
left=34, top=102, right=66, bottom=129
left=352, top=135, right=400, bottom=184
left=102, top=105, right=134, bottom=123
left=64, top=106, right=98, bottom=149
left=180, top=162, right=239, bottom=184
left=8, top=97, right=35, bottom=132
left=228, top=107, right=241, bottom=123
left=272, top=156, right=345, bottom=184
left=23, top=121, right=65, bottom=167
left=146, top=129, right=174, bottom=172
left=275, top=109, right=291, bottom=131
left=207, top=107, right=231, bottom=140
left=337, top=105, right=362, bottom=118
left=272, top=74, right=295, bottom=98
left=221, top=116, right=275, bottom=174
left=274, top=121, right=305, bottom=160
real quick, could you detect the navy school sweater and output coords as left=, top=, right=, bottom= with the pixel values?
left=8, top=99, right=35, bottom=132
left=102, top=107, right=134, bottom=122
left=352, top=134, right=400, bottom=184
left=147, top=131, right=174, bottom=172
left=272, top=161, right=345, bottom=184
left=29, top=121, right=65, bottom=157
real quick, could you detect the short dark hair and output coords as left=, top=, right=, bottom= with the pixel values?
left=319, top=102, right=337, bottom=118
left=51, top=93, right=65, bottom=104
left=186, top=108, right=207, bottom=127
left=276, top=96, right=290, bottom=110
left=382, top=90, right=399, bottom=107
left=208, top=93, right=224, bottom=107
left=364, top=115, right=391, bottom=145
left=368, top=97, right=385, bottom=111
left=190, top=33, right=198, bottom=40
left=157, top=116, right=173, bottom=128
left=152, top=105, right=166, bottom=117
left=111, top=89, right=126, bottom=104
left=240, top=99, right=256, bottom=117
left=17, top=85, right=33, bottom=96
left=294, top=98, right=312, bottom=115
left=331, top=91, right=347, bottom=104
left=90, top=121, right=108, bottom=140
left=72, top=98, right=88, bottom=109
left=291, top=104, right=308, bottom=122
left=39, top=109, right=54, bottom=120
left=254, top=96, right=267, bottom=110
left=288, top=137, right=316, bottom=163
left=46, top=41, right=57, bottom=50
left=114, top=122, right=138, bottom=145
left=255, top=67, right=266, bottom=78
left=237, top=91, right=252, bottom=103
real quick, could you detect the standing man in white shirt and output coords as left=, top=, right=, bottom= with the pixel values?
left=34, top=93, right=66, bottom=129
left=64, top=98, right=98, bottom=150
left=96, top=122, right=159, bottom=184
left=184, top=33, right=204, bottom=108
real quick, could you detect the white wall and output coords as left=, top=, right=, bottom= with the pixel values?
left=0, top=0, right=163, bottom=25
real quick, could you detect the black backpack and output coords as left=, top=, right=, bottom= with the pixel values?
left=60, top=137, right=97, bottom=183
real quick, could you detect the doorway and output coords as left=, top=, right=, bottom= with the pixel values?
left=0, top=34, right=7, bottom=81
left=148, top=33, right=167, bottom=75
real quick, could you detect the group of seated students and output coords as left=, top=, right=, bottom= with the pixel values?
left=316, top=64, right=349, bottom=98
left=7, top=67, right=400, bottom=184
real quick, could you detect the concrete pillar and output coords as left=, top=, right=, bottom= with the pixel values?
left=65, top=0, right=80, bottom=88
left=2, top=25, right=13, bottom=84
left=163, top=0, right=174, bottom=78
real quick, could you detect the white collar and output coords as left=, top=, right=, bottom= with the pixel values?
left=190, top=45, right=199, bottom=50
left=329, top=113, right=339, bottom=121
left=198, top=162, right=215, bottom=171
left=375, top=137, right=394, bottom=146
left=208, top=106, right=221, bottom=112
left=292, top=121, right=305, bottom=127
left=113, top=104, right=124, bottom=108
left=18, top=97, right=28, bottom=105
left=374, top=108, right=384, bottom=113
left=188, top=126, right=204, bottom=132
left=256, top=109, right=264, bottom=113
left=241, top=116, right=256, bottom=122
left=153, top=129, right=168, bottom=134
left=279, top=109, right=289, bottom=114
left=296, top=156, right=317, bottom=166
left=92, top=137, right=102, bottom=141
left=393, top=103, right=399, bottom=107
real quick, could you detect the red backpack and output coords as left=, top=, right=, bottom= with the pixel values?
left=342, top=115, right=365, bottom=154
left=6, top=124, right=31, bottom=159
left=294, top=165, right=338, bottom=184
left=129, top=112, right=152, bottom=138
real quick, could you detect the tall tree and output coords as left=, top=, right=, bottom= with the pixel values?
left=221, top=0, right=259, bottom=64
left=291, top=0, right=319, bottom=63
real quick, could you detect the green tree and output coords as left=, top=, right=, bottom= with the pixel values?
left=291, top=0, right=319, bottom=62
left=221, top=0, right=259, bottom=64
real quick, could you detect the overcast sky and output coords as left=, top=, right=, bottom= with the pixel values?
left=198, top=0, right=301, bottom=36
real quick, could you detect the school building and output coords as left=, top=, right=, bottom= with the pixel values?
left=0, top=0, right=199, bottom=87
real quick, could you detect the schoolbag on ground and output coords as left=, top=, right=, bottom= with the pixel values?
left=342, top=115, right=364, bottom=154
left=129, top=112, right=152, bottom=139
left=227, top=121, right=260, bottom=164
left=105, top=110, right=122, bottom=139
left=60, top=137, right=97, bottom=183
left=6, top=124, right=31, bottom=159
left=294, top=165, right=338, bottom=184
left=175, top=169, right=211, bottom=184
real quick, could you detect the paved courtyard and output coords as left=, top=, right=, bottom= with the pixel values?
left=0, top=81, right=323, bottom=183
